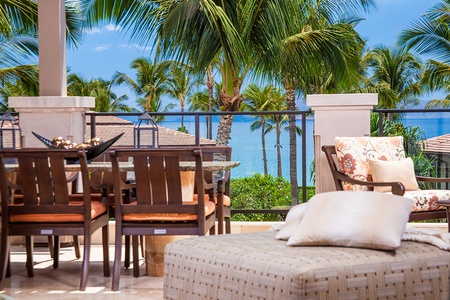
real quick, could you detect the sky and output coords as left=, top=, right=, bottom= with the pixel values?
left=65, top=0, right=442, bottom=108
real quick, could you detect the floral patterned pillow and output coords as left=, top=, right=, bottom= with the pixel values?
left=334, top=136, right=406, bottom=191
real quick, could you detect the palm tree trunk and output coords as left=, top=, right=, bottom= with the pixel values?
left=276, top=116, right=282, bottom=177
left=261, top=119, right=268, bottom=175
left=216, top=115, right=234, bottom=146
left=284, top=82, right=299, bottom=205
left=180, top=96, right=185, bottom=129
left=206, top=67, right=214, bottom=140
left=216, top=87, right=242, bottom=145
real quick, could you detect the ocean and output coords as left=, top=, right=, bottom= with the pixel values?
left=156, top=113, right=450, bottom=186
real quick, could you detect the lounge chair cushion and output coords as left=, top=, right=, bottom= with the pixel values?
left=369, top=157, right=419, bottom=192
left=403, top=190, right=450, bottom=212
left=334, top=136, right=405, bottom=191
left=286, top=191, right=413, bottom=250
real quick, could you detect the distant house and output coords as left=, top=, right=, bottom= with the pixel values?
left=86, top=115, right=215, bottom=147
left=423, top=135, right=450, bottom=179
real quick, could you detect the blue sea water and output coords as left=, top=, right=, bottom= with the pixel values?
left=151, top=113, right=450, bottom=186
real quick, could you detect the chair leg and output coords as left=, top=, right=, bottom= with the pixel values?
left=102, top=224, right=110, bottom=277
left=73, top=236, right=81, bottom=259
left=79, top=233, right=91, bottom=291
left=47, top=236, right=54, bottom=258
left=111, top=228, right=123, bottom=291
left=124, top=235, right=130, bottom=269
left=6, top=256, right=11, bottom=279
left=140, top=235, right=145, bottom=257
left=25, top=236, right=34, bottom=277
left=225, top=216, right=231, bottom=234
left=217, top=210, right=224, bottom=235
left=132, top=235, right=140, bottom=278
left=0, top=234, right=10, bottom=290
left=53, top=236, right=60, bottom=269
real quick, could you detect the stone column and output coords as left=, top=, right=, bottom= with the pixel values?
left=9, top=1, right=95, bottom=147
left=38, top=0, right=67, bottom=96
left=306, top=94, right=378, bottom=193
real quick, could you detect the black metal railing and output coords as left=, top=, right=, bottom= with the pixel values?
left=86, top=110, right=311, bottom=217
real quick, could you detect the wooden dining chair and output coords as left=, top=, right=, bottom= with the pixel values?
left=195, top=146, right=232, bottom=234
left=109, top=148, right=216, bottom=291
left=69, top=153, right=142, bottom=268
left=161, top=145, right=233, bottom=234
left=0, top=149, right=110, bottom=291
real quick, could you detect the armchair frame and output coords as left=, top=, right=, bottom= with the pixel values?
left=321, top=145, right=448, bottom=223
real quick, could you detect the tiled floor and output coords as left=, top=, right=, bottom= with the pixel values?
left=0, top=244, right=164, bottom=300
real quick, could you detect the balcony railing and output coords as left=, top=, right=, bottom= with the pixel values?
left=6, top=107, right=450, bottom=219
left=86, top=110, right=311, bottom=218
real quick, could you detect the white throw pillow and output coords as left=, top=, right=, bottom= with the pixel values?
left=369, top=157, right=419, bottom=192
left=286, top=191, right=413, bottom=250
left=275, top=203, right=308, bottom=240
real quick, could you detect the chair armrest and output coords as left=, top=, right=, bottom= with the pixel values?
left=415, top=176, right=450, bottom=183
left=334, top=171, right=406, bottom=196
left=216, top=179, right=224, bottom=194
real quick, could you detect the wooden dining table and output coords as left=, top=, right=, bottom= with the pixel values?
left=4, top=160, right=241, bottom=173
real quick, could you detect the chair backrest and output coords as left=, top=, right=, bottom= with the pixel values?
left=159, top=145, right=232, bottom=195
left=90, top=152, right=128, bottom=190
left=197, top=146, right=232, bottom=193
left=0, top=149, right=92, bottom=218
left=333, top=136, right=405, bottom=191
left=109, top=148, right=209, bottom=219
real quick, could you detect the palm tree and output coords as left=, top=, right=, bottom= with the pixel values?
left=242, top=84, right=278, bottom=175
left=113, top=57, right=171, bottom=113
left=361, top=45, right=423, bottom=119
left=254, top=0, right=372, bottom=203
left=399, top=0, right=450, bottom=106
left=68, top=73, right=131, bottom=112
left=0, top=78, right=38, bottom=111
left=264, top=89, right=288, bottom=177
left=165, top=62, right=204, bottom=131
left=0, top=1, right=86, bottom=94
left=135, top=97, right=175, bottom=125
left=82, top=0, right=374, bottom=204
left=189, top=89, right=219, bottom=139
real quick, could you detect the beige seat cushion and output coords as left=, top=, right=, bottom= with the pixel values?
left=193, top=193, right=231, bottom=206
left=10, top=201, right=107, bottom=223
left=122, top=200, right=215, bottom=221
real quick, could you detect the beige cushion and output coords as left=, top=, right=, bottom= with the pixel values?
left=369, top=157, right=419, bottom=192
left=275, top=203, right=308, bottom=240
left=287, top=191, right=413, bottom=250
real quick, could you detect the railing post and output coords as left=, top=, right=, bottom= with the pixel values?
left=90, top=114, right=96, bottom=139
left=378, top=111, right=383, bottom=136
left=195, top=114, right=200, bottom=146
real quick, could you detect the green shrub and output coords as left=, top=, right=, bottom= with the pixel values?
left=230, top=174, right=314, bottom=221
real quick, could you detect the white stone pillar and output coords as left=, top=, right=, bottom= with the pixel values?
left=9, top=1, right=95, bottom=147
left=306, top=94, right=378, bottom=193
left=9, top=97, right=94, bottom=147
left=38, top=0, right=67, bottom=96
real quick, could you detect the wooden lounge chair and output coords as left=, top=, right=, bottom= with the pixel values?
left=322, top=136, right=449, bottom=226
